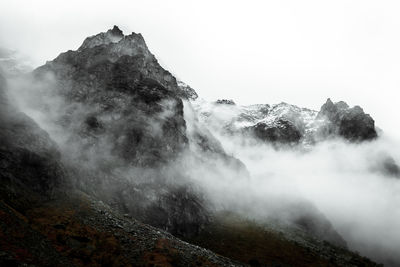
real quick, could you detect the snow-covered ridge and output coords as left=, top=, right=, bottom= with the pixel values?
left=193, top=99, right=317, bottom=132
left=192, top=98, right=376, bottom=145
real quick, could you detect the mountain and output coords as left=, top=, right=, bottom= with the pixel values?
left=31, top=26, right=249, bottom=237
left=0, top=26, right=384, bottom=266
left=194, top=98, right=377, bottom=146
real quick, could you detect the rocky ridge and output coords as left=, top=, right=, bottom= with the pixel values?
left=194, top=98, right=377, bottom=145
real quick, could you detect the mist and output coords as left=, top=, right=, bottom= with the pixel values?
left=2, top=41, right=400, bottom=266
left=183, top=98, right=400, bottom=264
left=1, top=3, right=400, bottom=264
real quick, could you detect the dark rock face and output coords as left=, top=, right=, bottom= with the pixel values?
left=249, top=119, right=302, bottom=144
left=34, top=27, right=190, bottom=168
left=317, top=98, right=377, bottom=141
left=0, top=71, right=65, bottom=211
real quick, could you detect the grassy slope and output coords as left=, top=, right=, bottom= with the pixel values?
left=0, top=192, right=382, bottom=267
left=185, top=211, right=380, bottom=267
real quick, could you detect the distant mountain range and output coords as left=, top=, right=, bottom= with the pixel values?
left=194, top=97, right=377, bottom=146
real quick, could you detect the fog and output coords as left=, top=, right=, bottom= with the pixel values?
left=2, top=48, right=400, bottom=266
left=2, top=1, right=400, bottom=265
left=216, top=130, right=400, bottom=264
left=180, top=100, right=400, bottom=265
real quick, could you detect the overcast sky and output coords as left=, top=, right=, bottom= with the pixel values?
left=1, top=0, right=399, bottom=136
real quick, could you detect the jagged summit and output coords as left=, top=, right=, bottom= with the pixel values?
left=317, top=98, right=377, bottom=141
left=109, top=25, right=124, bottom=36
left=38, top=26, right=195, bottom=100
left=78, top=25, right=124, bottom=51
left=318, top=98, right=349, bottom=120
left=77, top=26, right=150, bottom=59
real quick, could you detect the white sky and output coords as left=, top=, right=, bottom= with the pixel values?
left=0, top=0, right=399, bottom=136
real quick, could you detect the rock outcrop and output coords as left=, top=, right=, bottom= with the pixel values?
left=316, top=98, right=377, bottom=141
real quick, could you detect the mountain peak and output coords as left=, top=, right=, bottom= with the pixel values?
left=109, top=25, right=123, bottom=37
left=78, top=25, right=126, bottom=51
left=73, top=26, right=154, bottom=62
left=38, top=25, right=197, bottom=102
